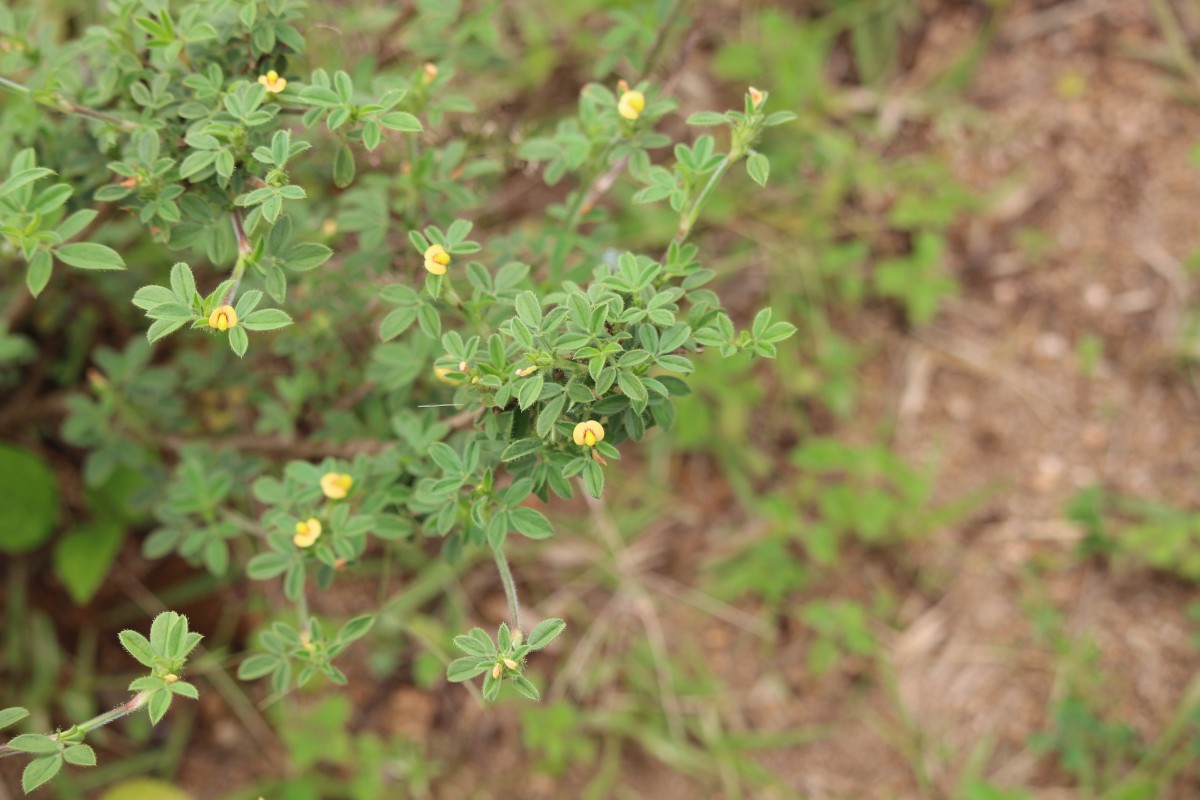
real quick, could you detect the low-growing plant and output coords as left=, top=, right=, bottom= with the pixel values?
left=0, top=612, right=199, bottom=793
left=1, top=0, right=797, bottom=792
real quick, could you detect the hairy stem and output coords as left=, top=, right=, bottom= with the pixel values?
left=674, top=150, right=739, bottom=245
left=219, top=213, right=251, bottom=306
left=0, top=692, right=149, bottom=759
left=491, top=545, right=522, bottom=632
left=0, top=76, right=140, bottom=132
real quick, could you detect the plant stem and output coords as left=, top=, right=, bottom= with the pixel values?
left=674, top=150, right=740, bottom=245
left=0, top=75, right=140, bottom=132
left=219, top=213, right=251, bottom=306
left=0, top=692, right=149, bottom=759
left=491, top=544, right=522, bottom=632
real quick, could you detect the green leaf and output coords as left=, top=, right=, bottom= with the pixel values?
left=446, top=657, right=490, bottom=683
left=62, top=744, right=97, bottom=767
left=0, top=444, right=59, bottom=554
left=246, top=552, right=291, bottom=580
left=501, top=438, right=541, bottom=462
left=53, top=521, right=125, bottom=605
left=229, top=326, right=249, bottom=357
left=169, top=262, right=197, bottom=302
left=536, top=394, right=565, bottom=439
left=6, top=734, right=61, bottom=754
left=517, top=374, right=544, bottom=411
left=765, top=110, right=799, bottom=127
left=147, top=689, right=172, bottom=725
left=336, top=614, right=375, bottom=644
left=510, top=674, right=541, bottom=701
left=582, top=460, right=604, bottom=499
left=56, top=209, right=98, bottom=241
left=746, top=152, right=770, bottom=187
left=379, top=111, right=422, bottom=132
left=22, top=755, right=63, bottom=793
left=514, top=291, right=542, bottom=330
left=380, top=307, right=417, bottom=341
left=169, top=680, right=199, bottom=699
left=55, top=242, right=126, bottom=270
left=526, top=618, right=566, bottom=650
left=0, top=167, right=54, bottom=198
left=509, top=507, right=553, bottom=539
left=237, top=654, right=278, bottom=680
left=147, top=318, right=187, bottom=343
left=0, top=707, right=30, bottom=729
left=119, top=630, right=157, bottom=667
left=616, top=371, right=647, bottom=404
left=686, top=111, right=727, bottom=126
left=284, top=243, right=333, bottom=271
left=26, top=250, right=52, bottom=297
left=241, top=309, right=293, bottom=331
left=453, top=633, right=492, bottom=657
left=428, top=442, right=464, bottom=474
left=333, top=143, right=355, bottom=188
left=32, top=183, right=73, bottom=214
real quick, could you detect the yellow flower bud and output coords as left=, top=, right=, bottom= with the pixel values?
left=423, top=62, right=438, bottom=83
left=618, top=89, right=646, bottom=121
left=748, top=86, right=765, bottom=108
left=163, top=674, right=179, bottom=684
left=208, top=304, right=238, bottom=331
left=320, top=472, right=353, bottom=500
left=435, top=366, right=464, bottom=385
left=293, top=517, right=322, bottom=548
left=503, top=658, right=518, bottom=671
left=424, top=243, right=451, bottom=275
left=572, top=420, right=605, bottom=448
left=514, top=365, right=538, bottom=377
left=257, top=70, right=287, bottom=93
left=492, top=663, right=502, bottom=680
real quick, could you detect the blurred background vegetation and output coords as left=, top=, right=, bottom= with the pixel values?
left=7, top=0, right=1200, bottom=797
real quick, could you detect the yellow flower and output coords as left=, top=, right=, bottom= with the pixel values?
left=208, top=304, right=237, bottom=331
left=491, top=663, right=502, bottom=679
left=293, top=517, right=322, bottom=548
left=423, top=62, right=438, bottom=83
left=320, top=472, right=353, bottom=500
left=258, top=70, right=287, bottom=93
left=618, top=89, right=645, bottom=121
left=514, top=365, right=538, bottom=377
left=424, top=243, right=451, bottom=275
left=163, top=674, right=179, bottom=684
left=748, top=86, right=765, bottom=108
left=572, top=420, right=605, bottom=448
left=503, top=658, right=518, bottom=670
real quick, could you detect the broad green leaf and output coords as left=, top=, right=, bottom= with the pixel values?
left=53, top=521, right=125, bottom=605
left=241, top=309, right=293, bottom=331
left=6, top=734, right=61, bottom=754
left=55, top=242, right=126, bottom=270
left=26, top=250, right=51, bottom=297
left=746, top=152, right=770, bottom=187
left=501, top=438, right=541, bottom=462
left=0, top=444, right=59, bottom=553
left=22, top=755, right=63, bottom=793
left=447, top=657, right=490, bottom=683
left=336, top=615, right=375, bottom=644
left=148, top=689, right=172, bottom=724
left=0, top=707, right=29, bottom=729
left=118, top=630, right=156, bottom=667
left=509, top=507, right=553, bottom=539
left=62, top=744, right=97, bottom=766
left=526, top=618, right=566, bottom=650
